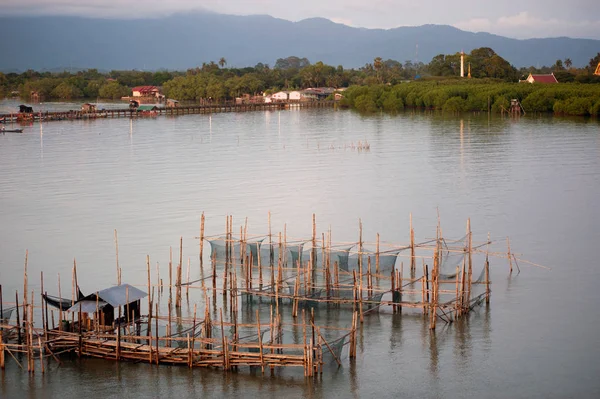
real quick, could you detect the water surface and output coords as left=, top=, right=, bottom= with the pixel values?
left=1, top=101, right=599, bottom=398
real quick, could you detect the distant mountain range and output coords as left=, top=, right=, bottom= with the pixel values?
left=0, top=12, right=598, bottom=71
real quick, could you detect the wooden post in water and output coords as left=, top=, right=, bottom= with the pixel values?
left=376, top=233, right=380, bottom=274
left=485, top=257, right=491, bottom=304
left=23, top=251, right=28, bottom=344
left=114, top=230, right=120, bottom=285
left=169, top=247, right=173, bottom=299
left=200, top=212, right=205, bottom=269
left=467, top=219, right=473, bottom=311
left=312, top=214, right=317, bottom=273
left=268, top=211, right=274, bottom=269
left=507, top=237, right=513, bottom=274
left=178, top=236, right=183, bottom=307
left=398, top=263, right=403, bottom=314
left=147, top=255, right=152, bottom=341
left=410, top=213, right=416, bottom=274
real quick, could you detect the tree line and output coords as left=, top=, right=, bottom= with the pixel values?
left=340, top=80, right=600, bottom=116
left=1, top=50, right=599, bottom=105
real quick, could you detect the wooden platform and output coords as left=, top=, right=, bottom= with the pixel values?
left=0, top=101, right=336, bottom=124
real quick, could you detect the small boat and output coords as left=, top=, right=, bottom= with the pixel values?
left=43, top=288, right=85, bottom=311
left=1, top=128, right=23, bottom=133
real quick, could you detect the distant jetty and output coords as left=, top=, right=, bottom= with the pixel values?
left=0, top=101, right=337, bottom=124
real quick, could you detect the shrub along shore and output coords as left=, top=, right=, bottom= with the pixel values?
left=340, top=80, right=600, bottom=116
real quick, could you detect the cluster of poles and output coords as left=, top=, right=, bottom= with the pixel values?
left=0, top=211, right=529, bottom=376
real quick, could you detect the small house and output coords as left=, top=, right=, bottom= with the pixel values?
left=521, top=73, right=559, bottom=84
left=166, top=99, right=180, bottom=108
left=271, top=91, right=289, bottom=102
left=132, top=86, right=161, bottom=97
left=288, top=91, right=302, bottom=101
left=67, top=283, right=147, bottom=326
left=81, top=103, right=97, bottom=113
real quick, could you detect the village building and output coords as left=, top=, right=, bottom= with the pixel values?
left=301, top=87, right=336, bottom=101
left=520, top=73, right=559, bottom=84
left=288, top=91, right=302, bottom=101
left=166, top=99, right=179, bottom=108
left=271, top=91, right=289, bottom=102
left=81, top=103, right=97, bottom=113
left=132, top=86, right=161, bottom=97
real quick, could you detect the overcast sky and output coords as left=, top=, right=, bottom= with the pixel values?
left=2, top=0, right=599, bottom=39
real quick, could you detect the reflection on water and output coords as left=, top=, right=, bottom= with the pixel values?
left=1, top=103, right=600, bottom=398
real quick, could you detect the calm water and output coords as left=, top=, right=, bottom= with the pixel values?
left=1, top=100, right=599, bottom=398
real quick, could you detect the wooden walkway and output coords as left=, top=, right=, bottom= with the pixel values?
left=0, top=101, right=336, bottom=123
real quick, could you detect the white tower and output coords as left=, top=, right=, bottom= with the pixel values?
left=460, top=51, right=465, bottom=78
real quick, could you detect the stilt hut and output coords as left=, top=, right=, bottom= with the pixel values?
left=166, top=99, right=179, bottom=108
left=67, top=283, right=147, bottom=326
left=81, top=103, right=97, bottom=113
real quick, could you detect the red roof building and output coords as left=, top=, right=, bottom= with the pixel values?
left=132, top=86, right=160, bottom=96
left=522, top=73, right=559, bottom=84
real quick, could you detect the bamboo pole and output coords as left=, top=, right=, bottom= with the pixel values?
left=410, top=213, right=415, bottom=273
left=268, top=211, right=273, bottom=268
left=507, top=237, right=513, bottom=274
left=23, top=250, right=28, bottom=344
left=376, top=233, right=380, bottom=274
left=312, top=214, right=316, bottom=273
left=114, top=229, right=120, bottom=285
left=169, top=246, right=173, bottom=299
left=485, top=257, right=490, bottom=304
left=40, top=271, right=47, bottom=340
left=57, top=274, right=62, bottom=332
left=398, top=262, right=403, bottom=314
left=147, top=255, right=152, bottom=341
left=256, top=309, right=265, bottom=374
left=467, top=219, right=473, bottom=309
left=200, top=212, right=205, bottom=268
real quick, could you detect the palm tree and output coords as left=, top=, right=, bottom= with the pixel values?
left=564, top=58, right=572, bottom=70
left=218, top=57, right=227, bottom=69
left=373, top=57, right=383, bottom=83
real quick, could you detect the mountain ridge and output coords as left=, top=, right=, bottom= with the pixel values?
left=0, top=12, right=597, bottom=71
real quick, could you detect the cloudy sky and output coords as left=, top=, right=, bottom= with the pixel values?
left=2, top=0, right=599, bottom=39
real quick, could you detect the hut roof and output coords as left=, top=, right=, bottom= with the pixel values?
left=528, top=73, right=558, bottom=83
left=132, top=86, right=159, bottom=94
left=78, top=283, right=147, bottom=308
left=137, top=105, right=158, bottom=111
left=66, top=300, right=108, bottom=313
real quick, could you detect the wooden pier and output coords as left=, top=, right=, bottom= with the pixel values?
left=0, top=101, right=336, bottom=124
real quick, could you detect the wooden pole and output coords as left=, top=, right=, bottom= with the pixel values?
left=467, top=219, right=473, bottom=310
left=485, top=257, right=491, bottom=304
left=23, top=250, right=28, bottom=343
left=507, top=237, right=513, bottom=274
left=114, top=229, right=120, bottom=285
left=169, top=246, right=173, bottom=299
left=410, top=213, right=415, bottom=273
left=57, top=274, right=62, bottom=331
left=147, top=255, right=152, bottom=340
left=40, top=272, right=47, bottom=340
left=376, top=233, right=380, bottom=274
left=256, top=309, right=265, bottom=374
left=268, top=211, right=273, bottom=268
left=200, top=212, right=205, bottom=268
